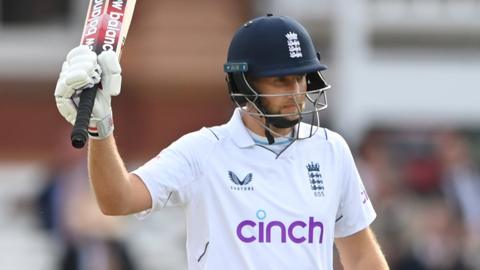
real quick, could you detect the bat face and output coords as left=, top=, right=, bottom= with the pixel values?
left=80, top=0, right=136, bottom=57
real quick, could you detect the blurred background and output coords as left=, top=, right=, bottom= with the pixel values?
left=1, top=0, right=480, bottom=269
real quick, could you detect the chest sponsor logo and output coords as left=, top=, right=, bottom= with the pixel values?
left=236, top=209, right=324, bottom=244
left=228, top=171, right=254, bottom=191
left=306, top=162, right=325, bottom=197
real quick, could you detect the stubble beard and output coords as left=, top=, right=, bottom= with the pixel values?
left=263, top=108, right=301, bottom=128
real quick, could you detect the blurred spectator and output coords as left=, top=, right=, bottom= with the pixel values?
left=403, top=154, right=442, bottom=195
left=436, top=130, right=480, bottom=269
left=356, top=128, right=480, bottom=270
left=357, top=129, right=399, bottom=208
left=408, top=196, right=468, bottom=270
left=36, top=130, right=136, bottom=270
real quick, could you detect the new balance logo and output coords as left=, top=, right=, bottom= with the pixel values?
left=228, top=171, right=254, bottom=191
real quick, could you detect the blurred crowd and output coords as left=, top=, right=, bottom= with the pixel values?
left=35, top=129, right=136, bottom=270
left=355, top=128, right=480, bottom=270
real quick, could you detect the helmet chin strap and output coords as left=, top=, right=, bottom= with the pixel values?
left=263, top=110, right=301, bottom=145
left=266, top=115, right=300, bottom=129
left=264, top=124, right=276, bottom=145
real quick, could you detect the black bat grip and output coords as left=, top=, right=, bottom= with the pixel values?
left=70, top=85, right=97, bottom=148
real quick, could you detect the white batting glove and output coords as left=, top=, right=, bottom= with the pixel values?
left=54, top=45, right=122, bottom=139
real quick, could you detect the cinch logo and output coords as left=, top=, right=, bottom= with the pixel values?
left=236, top=210, right=324, bottom=244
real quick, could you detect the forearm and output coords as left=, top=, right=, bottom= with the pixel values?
left=336, top=228, right=389, bottom=270
left=343, top=247, right=389, bottom=270
left=88, top=134, right=131, bottom=215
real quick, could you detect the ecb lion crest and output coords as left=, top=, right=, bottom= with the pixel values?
left=306, top=162, right=325, bottom=197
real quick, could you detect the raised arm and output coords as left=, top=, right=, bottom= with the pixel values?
left=55, top=46, right=151, bottom=216
left=89, top=135, right=151, bottom=215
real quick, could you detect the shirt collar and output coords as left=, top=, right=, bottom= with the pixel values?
left=226, top=108, right=297, bottom=159
left=226, top=108, right=256, bottom=148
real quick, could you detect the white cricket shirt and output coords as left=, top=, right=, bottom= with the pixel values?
left=132, top=108, right=376, bottom=270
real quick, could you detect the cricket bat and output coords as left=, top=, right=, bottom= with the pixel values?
left=71, top=0, right=137, bottom=148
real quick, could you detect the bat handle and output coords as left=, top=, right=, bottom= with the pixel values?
left=71, top=85, right=97, bottom=148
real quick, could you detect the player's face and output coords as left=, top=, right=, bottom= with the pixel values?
left=251, top=74, right=307, bottom=121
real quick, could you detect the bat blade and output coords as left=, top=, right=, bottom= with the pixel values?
left=71, top=0, right=137, bottom=148
left=80, top=0, right=137, bottom=56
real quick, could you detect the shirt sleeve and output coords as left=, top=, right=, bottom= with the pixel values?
left=334, top=136, right=376, bottom=238
left=131, top=133, right=201, bottom=219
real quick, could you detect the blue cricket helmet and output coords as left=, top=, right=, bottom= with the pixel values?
left=225, top=14, right=327, bottom=77
left=224, top=14, right=331, bottom=144
left=224, top=14, right=329, bottom=105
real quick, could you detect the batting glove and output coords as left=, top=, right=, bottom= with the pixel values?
left=54, top=45, right=122, bottom=139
